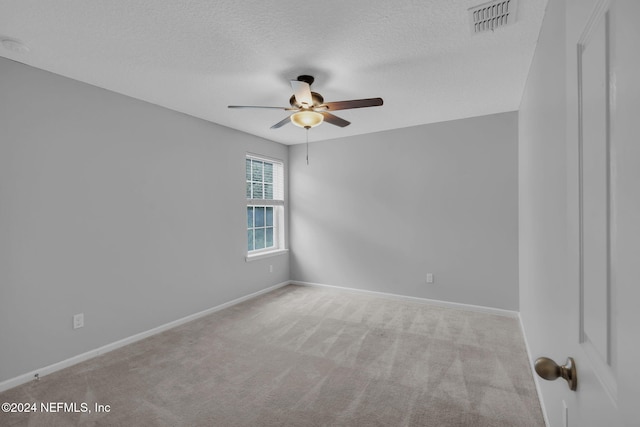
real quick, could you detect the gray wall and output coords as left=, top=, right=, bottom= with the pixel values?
left=289, top=112, right=519, bottom=310
left=518, top=0, right=568, bottom=424
left=0, top=57, right=289, bottom=383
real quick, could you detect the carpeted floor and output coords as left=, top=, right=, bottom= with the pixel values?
left=0, top=284, right=544, bottom=426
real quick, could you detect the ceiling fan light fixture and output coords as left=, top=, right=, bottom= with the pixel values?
left=290, top=110, right=323, bottom=128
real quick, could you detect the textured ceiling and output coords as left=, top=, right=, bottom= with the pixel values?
left=0, top=0, right=547, bottom=145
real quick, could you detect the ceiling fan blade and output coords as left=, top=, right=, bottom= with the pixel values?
left=270, top=116, right=292, bottom=129
left=323, top=98, right=383, bottom=111
left=321, top=112, right=351, bottom=127
left=290, top=80, right=313, bottom=107
left=228, top=105, right=296, bottom=110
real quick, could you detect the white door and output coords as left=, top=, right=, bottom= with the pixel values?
left=565, top=0, right=640, bottom=425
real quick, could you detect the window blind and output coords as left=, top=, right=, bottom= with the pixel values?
left=246, top=155, right=284, bottom=206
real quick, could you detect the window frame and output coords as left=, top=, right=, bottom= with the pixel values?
left=245, top=154, right=287, bottom=261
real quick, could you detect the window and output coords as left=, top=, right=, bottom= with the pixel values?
left=246, top=155, right=285, bottom=257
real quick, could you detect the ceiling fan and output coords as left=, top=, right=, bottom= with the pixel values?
left=228, top=75, right=383, bottom=130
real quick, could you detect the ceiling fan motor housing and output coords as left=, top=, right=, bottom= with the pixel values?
left=289, top=92, right=324, bottom=109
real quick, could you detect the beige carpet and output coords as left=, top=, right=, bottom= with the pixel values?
left=0, top=284, right=544, bottom=426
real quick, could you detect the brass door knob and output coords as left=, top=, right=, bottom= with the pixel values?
left=534, top=356, right=577, bottom=391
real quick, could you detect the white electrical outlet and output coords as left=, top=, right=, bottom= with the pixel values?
left=426, top=273, right=434, bottom=283
left=73, top=313, right=84, bottom=329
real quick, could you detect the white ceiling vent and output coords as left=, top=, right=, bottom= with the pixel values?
left=469, top=0, right=518, bottom=34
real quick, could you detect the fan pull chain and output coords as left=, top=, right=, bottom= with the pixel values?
left=306, top=127, right=309, bottom=165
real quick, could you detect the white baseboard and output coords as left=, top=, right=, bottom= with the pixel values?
left=0, top=281, right=290, bottom=393
left=291, top=280, right=519, bottom=318
left=518, top=314, right=550, bottom=427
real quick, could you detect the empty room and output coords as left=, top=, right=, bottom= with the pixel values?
left=1, top=0, right=638, bottom=426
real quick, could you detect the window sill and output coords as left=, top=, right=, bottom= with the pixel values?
left=245, top=249, right=289, bottom=262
